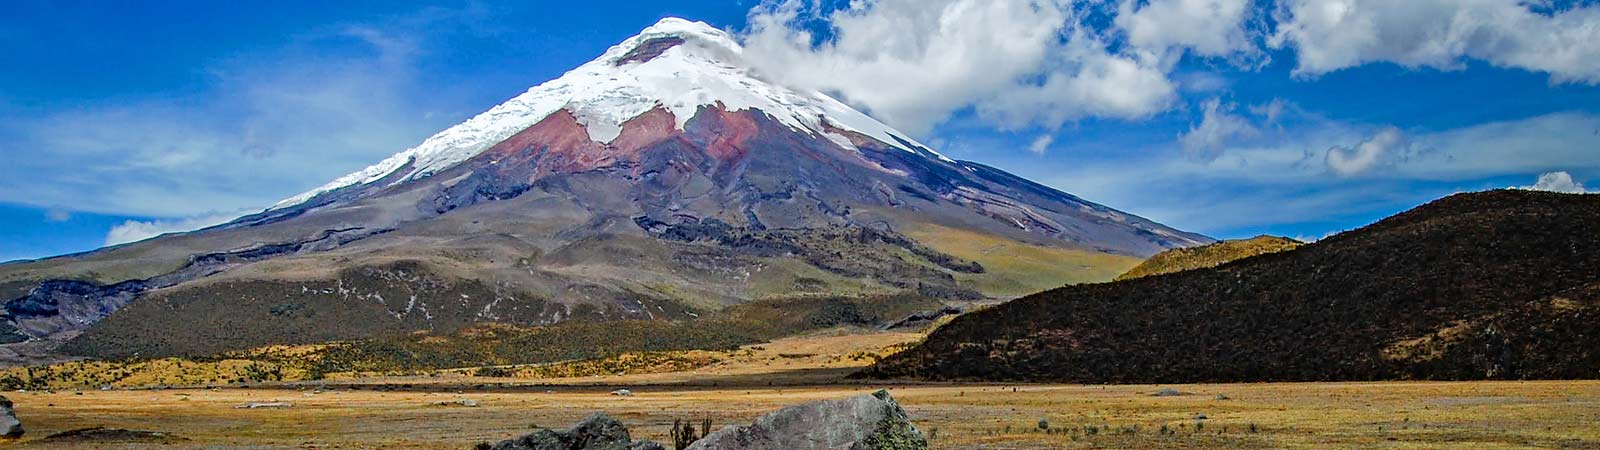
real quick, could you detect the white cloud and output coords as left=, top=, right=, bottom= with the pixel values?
left=0, top=18, right=463, bottom=219
left=44, top=209, right=71, bottom=222
left=742, top=0, right=1185, bottom=136
left=976, top=26, right=1180, bottom=130
left=1040, top=112, right=1600, bottom=234
left=1179, top=97, right=1258, bottom=160
left=1521, top=171, right=1593, bottom=193
left=1115, top=0, right=1260, bottom=60
left=105, top=210, right=251, bottom=246
left=1248, top=98, right=1288, bottom=127
left=1397, top=112, right=1600, bottom=180
left=1325, top=127, right=1405, bottom=176
left=1175, top=71, right=1232, bottom=93
left=1270, top=0, right=1600, bottom=83
left=1028, top=134, right=1054, bottom=154
left=742, top=0, right=1068, bottom=136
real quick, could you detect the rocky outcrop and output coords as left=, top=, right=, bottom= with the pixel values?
left=882, top=306, right=962, bottom=331
left=685, top=390, right=926, bottom=450
left=487, top=413, right=664, bottom=450
left=0, top=395, right=22, bottom=438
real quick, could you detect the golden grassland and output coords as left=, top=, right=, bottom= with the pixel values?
left=438, top=330, right=920, bottom=383
left=6, top=380, right=1597, bottom=449
left=0, top=330, right=924, bottom=390
left=3, top=330, right=1597, bottom=449
left=1116, top=235, right=1302, bottom=281
left=902, top=223, right=1141, bottom=297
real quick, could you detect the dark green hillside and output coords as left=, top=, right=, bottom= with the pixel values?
left=868, top=190, right=1600, bottom=382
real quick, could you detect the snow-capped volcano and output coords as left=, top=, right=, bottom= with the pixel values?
left=275, top=18, right=943, bottom=210
left=2, top=17, right=1211, bottom=363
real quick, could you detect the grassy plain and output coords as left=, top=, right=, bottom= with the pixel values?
left=902, top=223, right=1141, bottom=297
left=5, top=330, right=1597, bottom=449
left=7, top=380, right=1597, bottom=449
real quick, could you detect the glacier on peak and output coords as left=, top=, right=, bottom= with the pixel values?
left=271, top=17, right=946, bottom=211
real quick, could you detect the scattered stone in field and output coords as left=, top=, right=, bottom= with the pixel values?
left=39, top=427, right=184, bottom=443
left=434, top=399, right=479, bottom=407
left=234, top=402, right=293, bottom=409
left=685, top=389, right=927, bottom=450
left=1215, top=394, right=1230, bottom=400
left=610, top=389, right=633, bottom=397
left=0, top=395, right=22, bottom=438
left=1152, top=388, right=1184, bottom=397
left=487, top=412, right=664, bottom=450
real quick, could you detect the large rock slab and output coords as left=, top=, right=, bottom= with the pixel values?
left=488, top=412, right=663, bottom=450
left=0, top=394, right=22, bottom=438
left=686, top=389, right=927, bottom=450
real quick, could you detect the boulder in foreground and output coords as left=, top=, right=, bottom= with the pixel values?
left=487, top=412, right=664, bottom=450
left=686, top=389, right=927, bottom=450
left=0, top=395, right=20, bottom=438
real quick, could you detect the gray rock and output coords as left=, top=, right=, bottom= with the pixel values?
left=0, top=394, right=20, bottom=438
left=489, top=413, right=664, bottom=450
left=685, top=389, right=927, bottom=450
left=1152, top=388, right=1183, bottom=397
left=882, top=306, right=963, bottom=331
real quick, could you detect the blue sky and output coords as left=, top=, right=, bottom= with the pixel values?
left=2, top=0, right=1599, bottom=262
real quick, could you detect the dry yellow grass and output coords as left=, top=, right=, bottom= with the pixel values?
left=7, top=380, right=1597, bottom=449
left=3, top=331, right=1596, bottom=449
left=902, top=222, right=1141, bottom=297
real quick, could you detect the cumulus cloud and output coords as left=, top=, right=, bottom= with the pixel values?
left=741, top=0, right=1600, bottom=137
left=1270, top=0, right=1600, bottom=83
left=1521, top=171, right=1593, bottom=193
left=1115, top=0, right=1261, bottom=61
left=976, top=26, right=1180, bottom=130
left=743, top=0, right=1069, bottom=135
left=105, top=210, right=250, bottom=246
left=1028, top=134, right=1054, bottom=155
left=1179, top=97, right=1258, bottom=160
left=741, top=0, right=1208, bottom=135
left=1325, top=127, right=1405, bottom=176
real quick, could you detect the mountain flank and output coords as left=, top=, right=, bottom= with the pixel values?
left=868, top=190, right=1600, bottom=382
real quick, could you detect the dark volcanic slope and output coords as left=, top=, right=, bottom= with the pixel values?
left=869, top=190, right=1600, bottom=382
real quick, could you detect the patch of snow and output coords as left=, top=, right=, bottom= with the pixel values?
left=272, top=17, right=950, bottom=211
